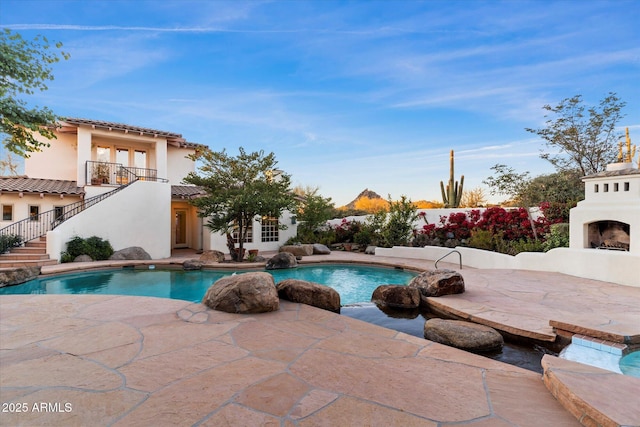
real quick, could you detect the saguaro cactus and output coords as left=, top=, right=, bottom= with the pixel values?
left=440, top=150, right=464, bottom=208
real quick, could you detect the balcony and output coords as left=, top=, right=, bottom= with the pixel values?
left=86, top=161, right=164, bottom=186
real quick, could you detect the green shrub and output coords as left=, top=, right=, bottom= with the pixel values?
left=543, top=223, right=570, bottom=251
left=468, top=229, right=496, bottom=251
left=0, top=233, right=23, bottom=253
left=495, top=238, right=545, bottom=256
left=353, top=229, right=373, bottom=246
left=64, top=235, right=113, bottom=261
left=59, top=251, right=75, bottom=263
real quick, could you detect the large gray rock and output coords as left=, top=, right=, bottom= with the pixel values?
left=424, top=318, right=503, bottom=352
left=266, top=252, right=298, bottom=270
left=276, top=279, right=341, bottom=313
left=199, top=250, right=225, bottom=263
left=312, top=243, right=331, bottom=255
left=279, top=244, right=314, bottom=257
left=0, top=267, right=41, bottom=287
left=202, top=272, right=279, bottom=314
left=409, top=269, right=465, bottom=301
left=109, top=247, right=152, bottom=261
left=183, top=259, right=203, bottom=270
left=73, top=254, right=93, bottom=262
left=371, top=285, right=420, bottom=309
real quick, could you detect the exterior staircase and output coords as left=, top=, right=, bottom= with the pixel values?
left=0, top=237, right=57, bottom=268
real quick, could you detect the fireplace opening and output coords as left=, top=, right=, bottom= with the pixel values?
left=587, top=221, right=630, bottom=251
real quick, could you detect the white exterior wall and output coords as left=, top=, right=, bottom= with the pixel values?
left=47, top=181, right=171, bottom=259
left=25, top=133, right=78, bottom=181
left=375, top=245, right=640, bottom=287
left=205, top=211, right=298, bottom=253
left=166, top=146, right=196, bottom=184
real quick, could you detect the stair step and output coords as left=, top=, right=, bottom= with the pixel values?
left=0, top=259, right=57, bottom=268
left=9, top=247, right=47, bottom=255
left=0, top=253, right=51, bottom=261
left=25, top=241, right=46, bottom=248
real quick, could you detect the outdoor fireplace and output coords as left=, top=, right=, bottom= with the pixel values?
left=570, top=162, right=640, bottom=254
left=587, top=220, right=630, bottom=251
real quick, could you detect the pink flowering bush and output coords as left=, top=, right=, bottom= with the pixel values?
left=417, top=207, right=552, bottom=254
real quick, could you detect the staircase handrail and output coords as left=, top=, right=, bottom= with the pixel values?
left=0, top=182, right=133, bottom=253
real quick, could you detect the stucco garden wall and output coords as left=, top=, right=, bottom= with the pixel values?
left=47, top=181, right=171, bottom=259
left=375, top=245, right=639, bottom=287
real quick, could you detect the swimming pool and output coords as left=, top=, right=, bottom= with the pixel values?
left=0, top=264, right=418, bottom=305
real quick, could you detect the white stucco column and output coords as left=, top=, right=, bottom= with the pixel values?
left=156, top=139, right=168, bottom=181
left=76, top=127, right=92, bottom=186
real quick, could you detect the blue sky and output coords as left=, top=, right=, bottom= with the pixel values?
left=2, top=0, right=639, bottom=206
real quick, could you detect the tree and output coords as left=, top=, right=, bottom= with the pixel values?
left=183, top=147, right=296, bottom=261
left=483, top=164, right=531, bottom=204
left=526, top=93, right=626, bottom=176
left=294, top=186, right=335, bottom=241
left=379, top=195, right=419, bottom=247
left=460, top=187, right=487, bottom=208
left=1, top=29, right=69, bottom=157
left=518, top=170, right=584, bottom=205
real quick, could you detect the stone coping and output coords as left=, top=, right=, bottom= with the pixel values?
left=542, top=355, right=640, bottom=427
left=550, top=319, right=640, bottom=345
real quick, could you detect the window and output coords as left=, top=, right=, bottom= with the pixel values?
left=614, top=183, right=619, bottom=192
left=232, top=221, right=253, bottom=243
left=594, top=184, right=599, bottom=193
left=624, top=182, right=630, bottom=191
left=97, top=146, right=111, bottom=162
left=29, top=205, right=39, bottom=221
left=134, top=150, right=147, bottom=169
left=116, top=148, right=129, bottom=166
left=603, top=183, right=609, bottom=192
left=2, top=205, right=12, bottom=221
left=261, top=217, right=279, bottom=242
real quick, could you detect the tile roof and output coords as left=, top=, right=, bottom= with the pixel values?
left=0, top=177, right=84, bottom=195
left=60, top=117, right=206, bottom=149
left=62, top=117, right=183, bottom=139
left=171, top=185, right=207, bottom=199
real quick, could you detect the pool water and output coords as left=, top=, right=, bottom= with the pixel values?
left=0, top=265, right=417, bottom=305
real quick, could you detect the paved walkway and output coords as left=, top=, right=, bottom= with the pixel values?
left=1, top=250, right=639, bottom=426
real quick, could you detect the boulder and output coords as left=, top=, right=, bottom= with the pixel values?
left=279, top=244, right=314, bottom=257
left=312, top=243, right=331, bottom=255
left=199, top=250, right=225, bottom=263
left=371, top=285, right=420, bottom=309
left=73, top=254, right=93, bottom=262
left=266, top=252, right=298, bottom=270
left=109, top=247, right=152, bottom=261
left=409, top=269, right=465, bottom=301
left=183, top=259, right=203, bottom=270
left=424, top=318, right=504, bottom=352
left=276, top=279, right=341, bottom=313
left=202, top=272, right=279, bottom=314
left=0, top=267, right=41, bottom=287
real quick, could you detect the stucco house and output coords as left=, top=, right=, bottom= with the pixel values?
left=0, top=118, right=297, bottom=264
